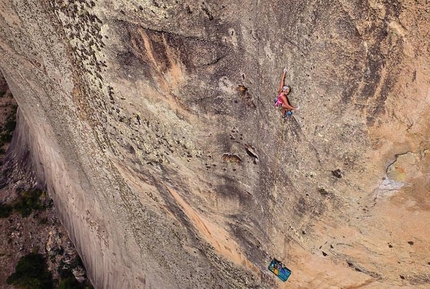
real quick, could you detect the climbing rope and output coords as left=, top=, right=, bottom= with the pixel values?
left=254, top=0, right=262, bottom=118
left=272, top=119, right=286, bottom=193
left=252, top=0, right=285, bottom=190
left=251, top=0, right=293, bottom=264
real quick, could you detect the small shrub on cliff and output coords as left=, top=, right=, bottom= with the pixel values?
left=58, top=256, right=92, bottom=289
left=0, top=189, right=47, bottom=218
left=59, top=276, right=83, bottom=289
left=0, top=203, right=12, bottom=218
left=13, top=189, right=45, bottom=217
left=58, top=275, right=93, bottom=289
left=6, top=253, right=53, bottom=289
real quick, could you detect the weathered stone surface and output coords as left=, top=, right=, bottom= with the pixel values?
left=0, top=0, right=429, bottom=288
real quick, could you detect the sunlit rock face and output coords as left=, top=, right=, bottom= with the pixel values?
left=0, top=0, right=429, bottom=288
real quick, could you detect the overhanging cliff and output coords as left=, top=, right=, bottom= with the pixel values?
left=1, top=0, right=429, bottom=288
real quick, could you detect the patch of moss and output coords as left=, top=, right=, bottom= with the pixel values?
left=6, top=253, right=53, bottom=289
left=11, top=189, right=46, bottom=218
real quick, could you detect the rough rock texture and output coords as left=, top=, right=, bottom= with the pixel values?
left=0, top=0, right=429, bottom=288
left=0, top=78, right=91, bottom=289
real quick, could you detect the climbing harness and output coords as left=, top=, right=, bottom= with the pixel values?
left=274, top=94, right=283, bottom=107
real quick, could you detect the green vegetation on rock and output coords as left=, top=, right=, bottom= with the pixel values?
left=6, top=253, right=53, bottom=289
left=0, top=189, right=47, bottom=219
left=13, top=189, right=46, bottom=217
left=7, top=253, right=93, bottom=289
left=58, top=256, right=93, bottom=289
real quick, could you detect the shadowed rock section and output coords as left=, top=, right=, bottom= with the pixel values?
left=0, top=0, right=429, bottom=288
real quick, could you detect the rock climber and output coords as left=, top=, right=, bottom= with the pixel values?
left=274, top=68, right=299, bottom=118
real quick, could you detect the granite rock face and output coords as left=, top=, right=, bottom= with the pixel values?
left=0, top=0, right=429, bottom=288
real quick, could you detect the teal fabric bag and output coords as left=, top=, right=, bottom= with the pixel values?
left=268, top=258, right=291, bottom=282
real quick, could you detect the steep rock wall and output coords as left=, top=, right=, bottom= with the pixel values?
left=0, top=0, right=429, bottom=288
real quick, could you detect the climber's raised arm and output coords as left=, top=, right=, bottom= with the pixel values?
left=278, top=68, right=287, bottom=94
